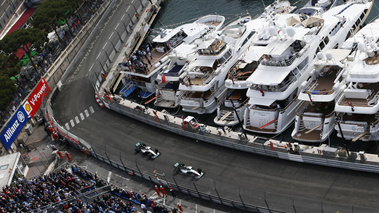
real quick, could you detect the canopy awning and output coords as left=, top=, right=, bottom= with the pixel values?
left=189, top=58, right=215, bottom=68
left=243, top=46, right=272, bottom=63
left=248, top=66, right=290, bottom=85
left=327, top=49, right=351, bottom=62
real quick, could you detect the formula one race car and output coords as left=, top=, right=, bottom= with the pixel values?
left=174, top=162, right=204, bottom=179
left=135, top=142, right=161, bottom=159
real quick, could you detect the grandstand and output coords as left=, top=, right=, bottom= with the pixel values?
left=0, top=164, right=180, bottom=212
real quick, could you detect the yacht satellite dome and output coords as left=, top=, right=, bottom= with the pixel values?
left=368, top=50, right=375, bottom=57
left=370, top=43, right=376, bottom=50
left=316, top=52, right=324, bottom=60
left=221, top=35, right=226, bottom=41
left=286, top=27, right=295, bottom=37
left=325, top=52, right=333, bottom=60
left=262, top=13, right=267, bottom=18
left=358, top=42, right=366, bottom=52
left=204, top=35, right=209, bottom=40
left=268, top=26, right=277, bottom=36
left=172, top=49, right=177, bottom=54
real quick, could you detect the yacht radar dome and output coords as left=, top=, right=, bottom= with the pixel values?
left=286, top=27, right=295, bottom=38
left=325, top=52, right=333, bottom=60
left=269, top=26, right=278, bottom=36
left=316, top=52, right=324, bottom=60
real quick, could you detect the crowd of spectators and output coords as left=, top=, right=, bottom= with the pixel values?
left=119, top=44, right=153, bottom=74
left=0, top=168, right=95, bottom=212
left=0, top=165, right=180, bottom=212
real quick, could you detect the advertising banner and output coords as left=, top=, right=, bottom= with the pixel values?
left=24, top=78, right=50, bottom=117
left=0, top=106, right=28, bottom=150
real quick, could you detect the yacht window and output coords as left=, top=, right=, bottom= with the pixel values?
left=241, top=31, right=255, bottom=47
left=360, top=10, right=367, bottom=20
left=297, top=57, right=308, bottom=71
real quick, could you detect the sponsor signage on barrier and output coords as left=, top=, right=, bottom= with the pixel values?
left=0, top=106, right=28, bottom=150
left=24, top=78, right=50, bottom=117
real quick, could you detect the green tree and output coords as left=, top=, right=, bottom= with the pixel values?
left=0, top=53, right=21, bottom=78
left=0, top=28, right=47, bottom=73
left=31, top=0, right=77, bottom=44
left=0, top=75, right=17, bottom=111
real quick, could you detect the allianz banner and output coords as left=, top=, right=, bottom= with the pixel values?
left=0, top=106, right=28, bottom=150
left=23, top=78, right=50, bottom=118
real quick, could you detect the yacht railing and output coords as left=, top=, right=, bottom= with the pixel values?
left=251, top=75, right=296, bottom=93
left=367, top=91, right=379, bottom=106
left=305, top=81, right=335, bottom=95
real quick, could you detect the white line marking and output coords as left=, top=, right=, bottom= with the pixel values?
left=121, top=14, right=125, bottom=21
left=126, top=5, right=130, bottom=12
left=89, top=63, right=95, bottom=72
left=89, top=106, right=95, bottom=114
left=70, top=120, right=75, bottom=127
left=85, top=109, right=90, bottom=117
left=107, top=171, right=112, bottom=183
left=65, top=123, right=70, bottom=130
left=1, top=0, right=5, bottom=6
left=80, top=113, right=85, bottom=121
left=109, top=32, right=114, bottom=40
left=75, top=116, right=80, bottom=124
left=115, top=23, right=120, bottom=30
left=96, top=52, right=102, bottom=60
left=103, top=42, right=108, bottom=50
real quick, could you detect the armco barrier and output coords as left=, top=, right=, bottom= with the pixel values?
left=105, top=100, right=379, bottom=174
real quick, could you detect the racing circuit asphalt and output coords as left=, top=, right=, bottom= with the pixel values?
left=52, top=0, right=379, bottom=212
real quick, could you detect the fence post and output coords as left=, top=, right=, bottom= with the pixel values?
left=172, top=176, right=180, bottom=192
left=264, top=192, right=271, bottom=213
left=238, top=193, right=247, bottom=211
left=119, top=152, right=128, bottom=172
left=135, top=161, right=143, bottom=177
left=214, top=188, right=223, bottom=205
left=193, top=182, right=201, bottom=199
left=104, top=150, right=112, bottom=166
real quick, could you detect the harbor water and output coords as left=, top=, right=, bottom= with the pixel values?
left=144, top=0, right=379, bottom=153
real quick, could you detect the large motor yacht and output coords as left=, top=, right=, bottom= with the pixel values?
left=118, top=15, right=225, bottom=99
left=243, top=0, right=374, bottom=135
left=213, top=0, right=335, bottom=126
left=178, top=15, right=254, bottom=114
left=334, top=17, right=379, bottom=142
left=292, top=50, right=351, bottom=142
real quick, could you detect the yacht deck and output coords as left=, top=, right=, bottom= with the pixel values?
left=129, top=48, right=166, bottom=75
left=185, top=90, right=213, bottom=100
left=228, top=61, right=258, bottom=81
left=364, top=53, right=379, bottom=65
left=204, top=21, right=222, bottom=27
left=293, top=130, right=322, bottom=141
left=307, top=65, right=342, bottom=95
left=340, top=83, right=379, bottom=107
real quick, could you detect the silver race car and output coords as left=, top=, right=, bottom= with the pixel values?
left=135, top=142, right=161, bottom=159
left=174, top=162, right=204, bottom=179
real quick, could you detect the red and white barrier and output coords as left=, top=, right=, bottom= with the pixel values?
left=95, top=94, right=105, bottom=107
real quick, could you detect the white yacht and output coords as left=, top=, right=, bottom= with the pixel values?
left=243, top=0, right=373, bottom=135
left=213, top=0, right=335, bottom=126
left=292, top=50, right=351, bottom=142
left=334, top=17, right=379, bottom=142
left=154, top=1, right=296, bottom=110
left=178, top=15, right=254, bottom=114
left=118, top=15, right=225, bottom=99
